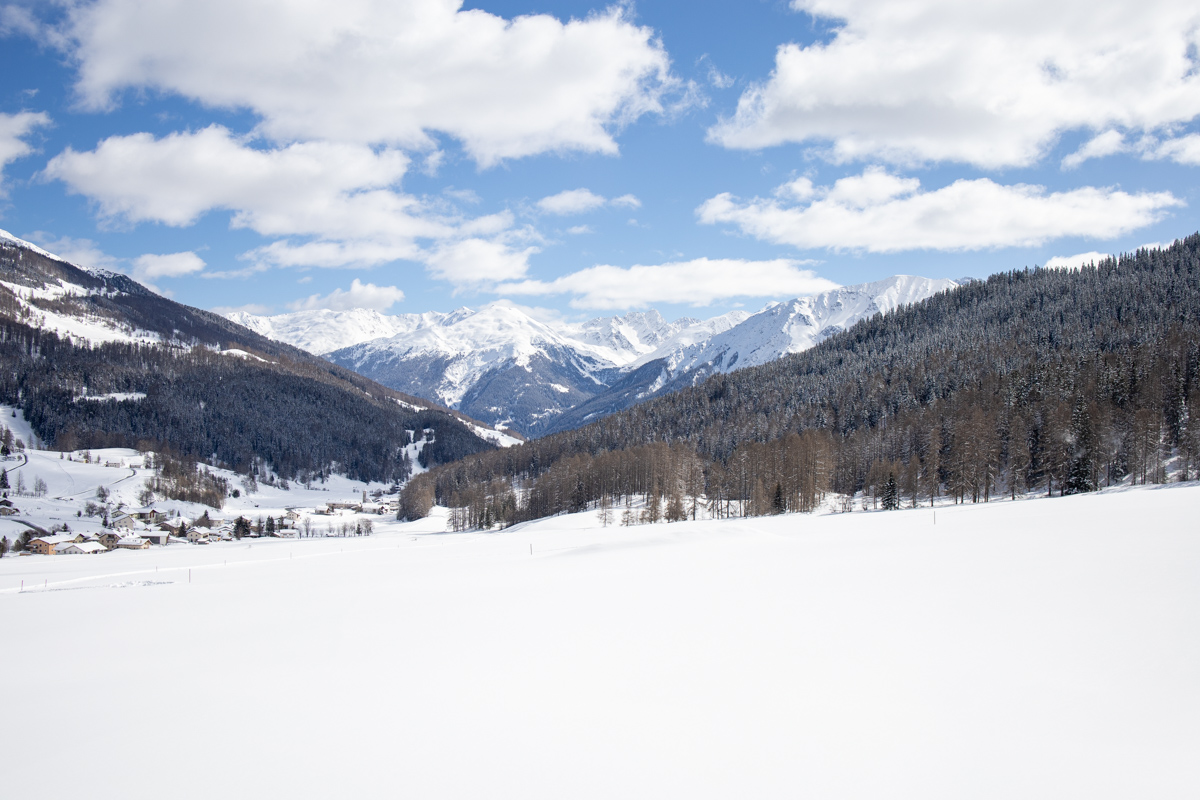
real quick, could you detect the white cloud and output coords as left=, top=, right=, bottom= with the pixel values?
left=132, top=251, right=206, bottom=279
left=0, top=110, right=49, bottom=192
left=40, top=125, right=538, bottom=278
left=566, top=225, right=593, bottom=235
left=708, top=0, right=1200, bottom=168
left=497, top=258, right=837, bottom=309
left=537, top=189, right=607, bottom=215
left=62, top=0, right=675, bottom=166
left=42, top=126, right=424, bottom=236
left=425, top=238, right=538, bottom=286
left=1062, top=131, right=1128, bottom=169
left=697, top=167, right=1183, bottom=253
left=1044, top=251, right=1110, bottom=270
left=536, top=188, right=641, bottom=215
left=24, top=233, right=120, bottom=272
left=611, top=194, right=641, bottom=209
left=289, top=279, right=405, bottom=313
left=211, top=302, right=272, bottom=316
left=1150, top=134, right=1200, bottom=166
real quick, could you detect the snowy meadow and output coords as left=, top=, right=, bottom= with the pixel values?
left=3, top=480, right=1198, bottom=799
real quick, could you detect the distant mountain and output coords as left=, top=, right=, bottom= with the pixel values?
left=0, top=229, right=511, bottom=485
left=233, top=276, right=958, bottom=436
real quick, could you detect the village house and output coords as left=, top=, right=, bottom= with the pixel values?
left=110, top=513, right=137, bottom=531
left=116, top=536, right=150, bottom=550
left=186, top=527, right=211, bottom=544
left=0, top=497, right=19, bottom=516
left=97, top=531, right=123, bottom=550
left=139, top=530, right=171, bottom=546
left=28, top=533, right=85, bottom=555
left=56, top=541, right=106, bottom=555
left=130, top=506, right=165, bottom=524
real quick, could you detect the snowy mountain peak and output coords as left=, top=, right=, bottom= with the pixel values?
left=230, top=275, right=957, bottom=436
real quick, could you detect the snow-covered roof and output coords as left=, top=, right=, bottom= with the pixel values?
left=117, top=536, right=148, bottom=546
left=58, top=541, right=106, bottom=554
left=33, top=533, right=82, bottom=545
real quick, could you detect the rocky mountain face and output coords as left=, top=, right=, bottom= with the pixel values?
left=234, top=276, right=958, bottom=437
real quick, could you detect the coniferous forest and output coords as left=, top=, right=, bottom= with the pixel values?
left=401, top=235, right=1200, bottom=526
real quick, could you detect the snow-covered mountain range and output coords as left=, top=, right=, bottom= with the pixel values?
left=233, top=275, right=959, bottom=436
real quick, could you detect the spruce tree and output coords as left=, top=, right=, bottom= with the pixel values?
left=881, top=473, right=899, bottom=510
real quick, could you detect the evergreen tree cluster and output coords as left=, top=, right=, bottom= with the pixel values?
left=0, top=320, right=492, bottom=483
left=402, top=235, right=1200, bottom=526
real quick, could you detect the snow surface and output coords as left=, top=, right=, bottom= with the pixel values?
left=2, top=479, right=1197, bottom=799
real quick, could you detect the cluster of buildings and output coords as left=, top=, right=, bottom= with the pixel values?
left=13, top=493, right=399, bottom=557
left=27, top=530, right=154, bottom=555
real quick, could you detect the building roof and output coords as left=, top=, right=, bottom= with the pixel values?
left=58, top=541, right=106, bottom=554
left=117, top=536, right=148, bottom=546
left=33, top=533, right=83, bottom=546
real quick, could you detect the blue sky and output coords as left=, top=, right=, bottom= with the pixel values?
left=1, top=0, right=1198, bottom=321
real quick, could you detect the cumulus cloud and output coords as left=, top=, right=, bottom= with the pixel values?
left=1150, top=134, right=1200, bottom=166
left=1062, top=131, right=1128, bottom=169
left=697, top=167, right=1183, bottom=253
left=24, top=233, right=120, bottom=272
left=61, top=0, right=675, bottom=166
left=42, top=126, right=426, bottom=237
left=0, top=110, right=49, bottom=192
left=708, top=0, right=1200, bottom=168
left=289, top=279, right=406, bottom=313
left=536, top=188, right=642, bottom=215
left=497, top=258, right=837, bottom=309
left=425, top=238, right=539, bottom=286
left=1044, top=251, right=1110, bottom=270
left=40, top=125, right=543, bottom=281
left=132, top=251, right=206, bottom=279
left=537, top=189, right=607, bottom=215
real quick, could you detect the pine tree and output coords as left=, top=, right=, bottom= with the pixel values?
left=1065, top=400, right=1097, bottom=494
left=234, top=516, right=252, bottom=539
left=881, top=472, right=899, bottom=510
left=0, top=470, right=8, bottom=490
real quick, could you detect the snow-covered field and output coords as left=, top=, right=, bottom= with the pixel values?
left=3, top=479, right=1197, bottom=799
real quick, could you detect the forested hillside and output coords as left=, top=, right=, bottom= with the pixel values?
left=402, top=235, right=1200, bottom=525
left=0, top=236, right=497, bottom=483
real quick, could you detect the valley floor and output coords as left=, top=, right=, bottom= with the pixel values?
left=3, top=483, right=1199, bottom=799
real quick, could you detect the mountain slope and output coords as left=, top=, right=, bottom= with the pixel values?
left=401, top=236, right=1200, bottom=527
left=0, top=230, right=507, bottom=483
left=235, top=276, right=955, bottom=436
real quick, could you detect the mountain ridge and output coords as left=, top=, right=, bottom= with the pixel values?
left=232, top=276, right=958, bottom=436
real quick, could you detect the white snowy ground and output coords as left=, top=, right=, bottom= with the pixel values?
left=2, top=482, right=1197, bottom=799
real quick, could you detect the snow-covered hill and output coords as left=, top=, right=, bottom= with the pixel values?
left=0, top=228, right=165, bottom=347
left=233, top=276, right=957, bottom=435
